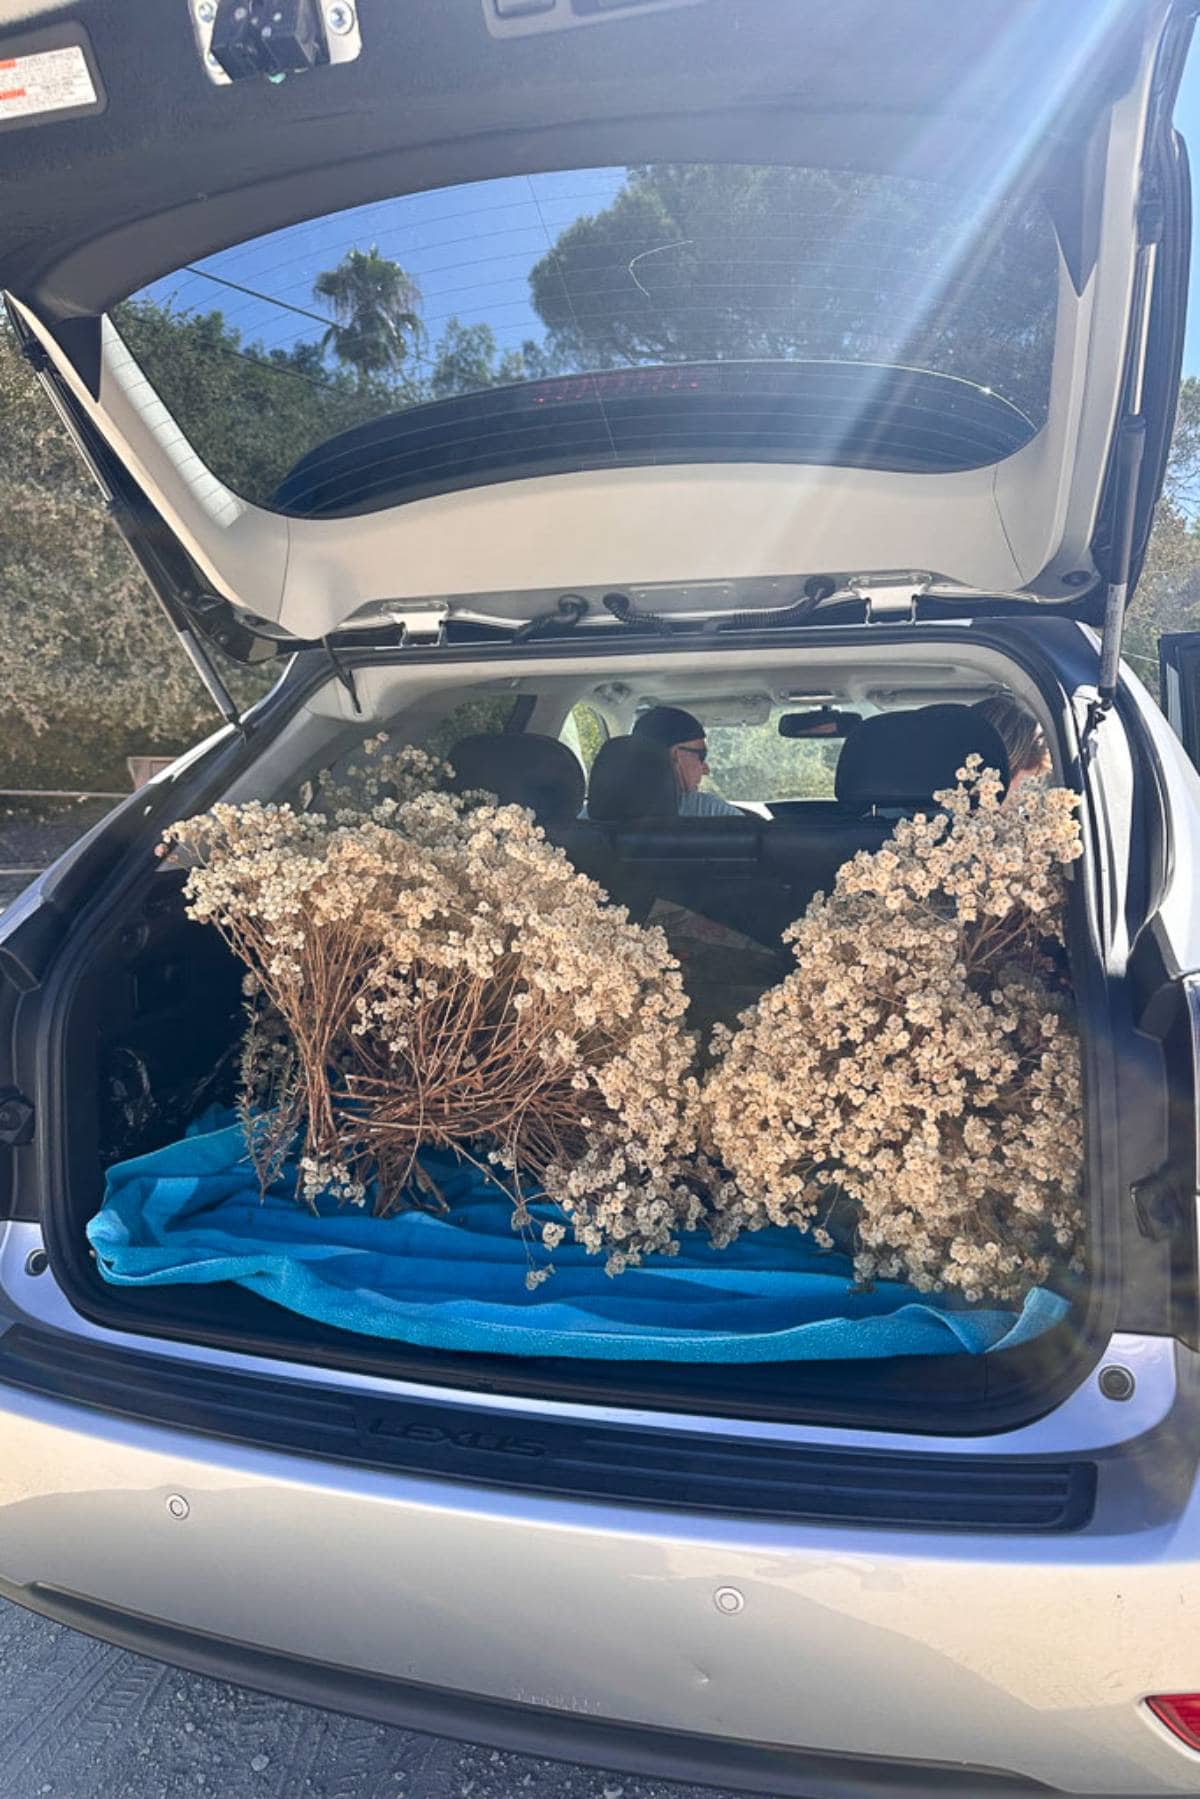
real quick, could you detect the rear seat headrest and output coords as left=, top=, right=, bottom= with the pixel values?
left=834, top=703, right=1010, bottom=814
left=447, top=732, right=585, bottom=827
left=588, top=736, right=679, bottom=822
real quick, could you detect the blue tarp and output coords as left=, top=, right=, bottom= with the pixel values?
left=88, top=1113, right=1070, bottom=1362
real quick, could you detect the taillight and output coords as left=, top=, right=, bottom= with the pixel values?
left=1147, top=1693, right=1200, bottom=1750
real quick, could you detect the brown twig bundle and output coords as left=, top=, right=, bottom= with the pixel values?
left=165, top=744, right=703, bottom=1277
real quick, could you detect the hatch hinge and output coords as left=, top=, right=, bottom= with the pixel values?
left=355, top=603, right=450, bottom=646
left=852, top=575, right=931, bottom=623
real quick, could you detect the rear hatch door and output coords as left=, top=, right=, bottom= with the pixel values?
left=0, top=0, right=1193, bottom=656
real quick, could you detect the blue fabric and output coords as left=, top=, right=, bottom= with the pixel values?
left=88, top=1113, right=1070, bottom=1362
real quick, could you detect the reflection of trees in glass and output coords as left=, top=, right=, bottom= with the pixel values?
left=111, top=299, right=390, bottom=500
left=312, top=246, right=423, bottom=384
left=426, top=317, right=554, bottom=399
left=117, top=161, right=1062, bottom=507
left=430, top=319, right=513, bottom=399
left=529, top=163, right=1057, bottom=423
left=422, top=694, right=517, bottom=763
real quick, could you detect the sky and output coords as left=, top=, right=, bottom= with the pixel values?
left=140, top=168, right=627, bottom=381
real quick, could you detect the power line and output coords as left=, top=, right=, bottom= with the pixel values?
left=174, top=266, right=445, bottom=376
left=182, top=264, right=335, bottom=331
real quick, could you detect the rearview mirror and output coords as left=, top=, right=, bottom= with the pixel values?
left=778, top=708, right=862, bottom=740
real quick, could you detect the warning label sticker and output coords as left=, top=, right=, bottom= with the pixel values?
left=0, top=45, right=98, bottom=122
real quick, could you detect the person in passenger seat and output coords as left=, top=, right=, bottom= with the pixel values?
left=631, top=707, right=743, bottom=817
left=972, top=696, right=1051, bottom=797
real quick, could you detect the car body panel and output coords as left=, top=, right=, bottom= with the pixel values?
left=0, top=1372, right=1198, bottom=1795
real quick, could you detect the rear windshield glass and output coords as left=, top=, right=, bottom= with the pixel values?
left=112, top=163, right=1059, bottom=514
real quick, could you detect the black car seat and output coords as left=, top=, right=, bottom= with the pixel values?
left=761, top=703, right=1013, bottom=916
left=447, top=731, right=585, bottom=829
left=586, top=736, right=679, bottom=822
left=834, top=702, right=1010, bottom=814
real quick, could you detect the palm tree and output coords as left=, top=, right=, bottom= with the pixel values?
left=313, top=246, right=423, bottom=384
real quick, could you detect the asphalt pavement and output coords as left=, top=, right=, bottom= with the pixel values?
left=0, top=801, right=114, bottom=912
left=0, top=1600, right=760, bottom=1799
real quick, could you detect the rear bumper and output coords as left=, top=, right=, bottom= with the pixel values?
left=1, top=1376, right=1200, bottom=1796
left=0, top=1579, right=1047, bottom=1799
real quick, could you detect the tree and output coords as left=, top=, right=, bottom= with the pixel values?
left=1162, top=375, right=1200, bottom=515
left=0, top=318, right=220, bottom=786
left=706, top=722, right=841, bottom=802
left=428, top=317, right=525, bottom=400
left=427, top=316, right=565, bottom=401
left=313, top=246, right=423, bottom=384
left=529, top=163, right=1058, bottom=423
left=1124, top=379, right=1200, bottom=698
left=113, top=298, right=383, bottom=502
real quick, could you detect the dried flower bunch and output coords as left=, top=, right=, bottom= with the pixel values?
left=699, top=761, right=1085, bottom=1300
left=170, top=739, right=1086, bottom=1304
left=165, top=740, right=703, bottom=1277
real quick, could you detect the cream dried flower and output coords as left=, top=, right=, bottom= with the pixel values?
left=699, top=762, right=1085, bottom=1302
left=167, top=741, right=703, bottom=1274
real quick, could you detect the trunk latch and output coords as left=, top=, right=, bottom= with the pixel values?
left=195, top=0, right=363, bottom=86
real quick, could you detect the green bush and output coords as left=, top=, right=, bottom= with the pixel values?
left=0, top=323, right=225, bottom=788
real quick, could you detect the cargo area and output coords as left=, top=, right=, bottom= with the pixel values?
left=10, top=626, right=1169, bottom=1433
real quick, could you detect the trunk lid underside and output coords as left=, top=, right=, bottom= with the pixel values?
left=0, top=0, right=1193, bottom=663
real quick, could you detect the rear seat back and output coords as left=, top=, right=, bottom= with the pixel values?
left=456, top=704, right=1011, bottom=945
left=447, top=731, right=584, bottom=828
left=559, top=816, right=783, bottom=939
left=586, top=737, right=678, bottom=823
left=764, top=817, right=892, bottom=907
left=835, top=702, right=1010, bottom=812
left=558, top=815, right=894, bottom=939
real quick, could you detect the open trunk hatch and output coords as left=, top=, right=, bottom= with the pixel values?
left=0, top=0, right=1193, bottom=672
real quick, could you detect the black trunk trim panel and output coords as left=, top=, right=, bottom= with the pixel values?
left=0, top=1324, right=1096, bottom=1533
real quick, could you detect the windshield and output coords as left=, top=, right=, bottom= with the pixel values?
left=706, top=720, right=844, bottom=803
left=112, top=162, right=1060, bottom=513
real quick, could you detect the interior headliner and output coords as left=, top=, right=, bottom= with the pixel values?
left=0, top=0, right=1141, bottom=317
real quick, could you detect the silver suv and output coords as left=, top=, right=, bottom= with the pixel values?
left=3, top=2, right=1200, bottom=1793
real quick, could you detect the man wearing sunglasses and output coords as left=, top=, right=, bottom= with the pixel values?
left=631, top=706, right=743, bottom=817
